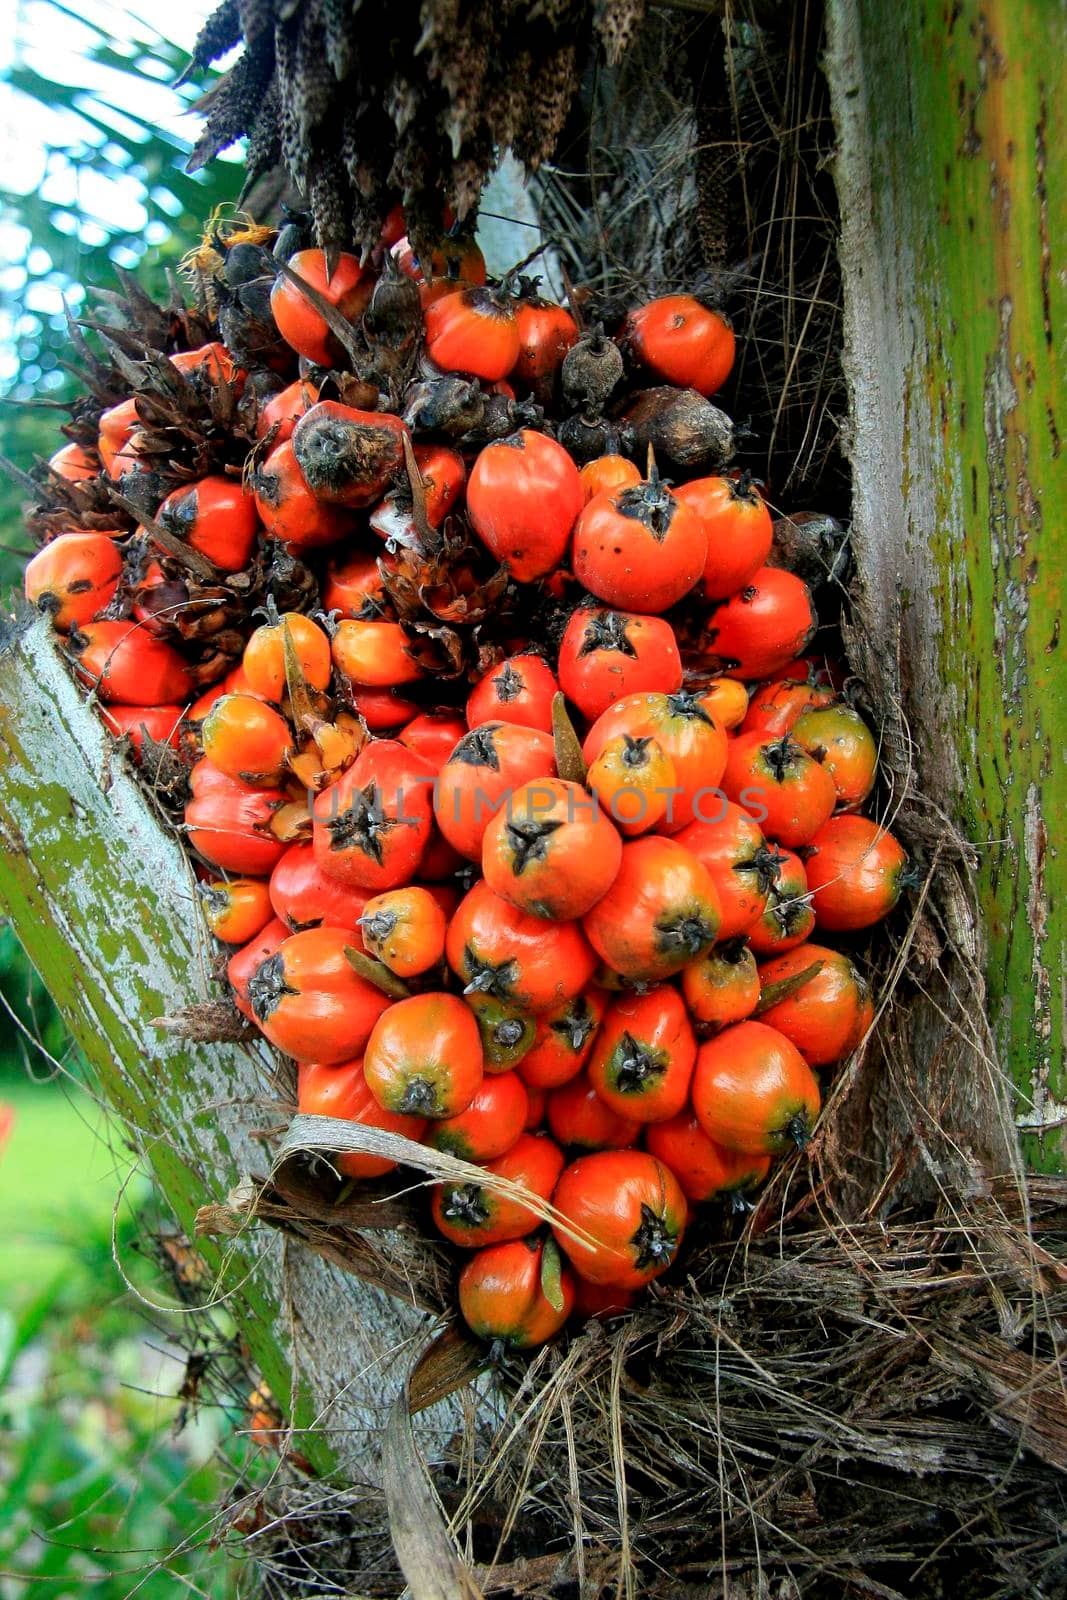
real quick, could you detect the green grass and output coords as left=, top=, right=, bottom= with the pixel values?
left=0, top=1078, right=258, bottom=1599
left=0, top=1078, right=143, bottom=1303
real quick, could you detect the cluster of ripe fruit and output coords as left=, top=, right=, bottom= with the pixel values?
left=24, top=224, right=908, bottom=1351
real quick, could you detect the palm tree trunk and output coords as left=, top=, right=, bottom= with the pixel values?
left=827, top=0, right=1065, bottom=1177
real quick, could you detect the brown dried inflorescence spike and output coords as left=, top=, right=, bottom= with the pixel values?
left=184, top=0, right=646, bottom=255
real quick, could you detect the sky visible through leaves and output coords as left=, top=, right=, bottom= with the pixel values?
left=0, top=0, right=238, bottom=400
left=0, top=0, right=242, bottom=561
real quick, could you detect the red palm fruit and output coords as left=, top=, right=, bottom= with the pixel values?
left=699, top=677, right=749, bottom=731
left=369, top=444, right=466, bottom=544
left=312, top=740, right=436, bottom=891
left=201, top=694, right=293, bottom=785
left=270, top=249, right=371, bottom=365
left=25, top=533, right=122, bottom=632
left=423, top=286, right=521, bottom=382
left=332, top=618, right=424, bottom=690
left=198, top=878, right=274, bottom=945
left=681, top=942, right=761, bottom=1031
left=721, top=732, right=837, bottom=849
left=586, top=733, right=677, bottom=837
left=323, top=550, right=386, bottom=617
left=291, top=402, right=409, bottom=509
left=255, top=377, right=319, bottom=443
left=69, top=620, right=193, bottom=704
left=446, top=879, right=597, bottom=1013
left=512, top=288, right=579, bottom=388
left=578, top=454, right=642, bottom=504
left=804, top=815, right=909, bottom=931
left=570, top=1277, right=638, bottom=1320
left=572, top=467, right=707, bottom=614
left=48, top=441, right=96, bottom=481
left=700, top=568, right=817, bottom=682
left=350, top=688, right=420, bottom=731
left=99, top=703, right=186, bottom=752
left=767, top=655, right=840, bottom=684
left=523, top=1084, right=546, bottom=1129
left=587, top=985, right=696, bottom=1123
left=582, top=689, right=729, bottom=834
left=558, top=607, right=683, bottom=723
left=582, top=836, right=720, bottom=982
left=518, top=987, right=608, bottom=1090
left=359, top=885, right=447, bottom=977
left=742, top=675, right=837, bottom=737
left=297, top=1058, right=426, bottom=1179
left=625, top=294, right=735, bottom=396
left=398, top=711, right=468, bottom=769
left=464, top=992, right=537, bottom=1073
left=253, top=439, right=355, bottom=549
left=184, top=758, right=288, bottom=875
left=269, top=843, right=370, bottom=932
left=459, top=1237, right=575, bottom=1350
left=156, top=477, right=260, bottom=573
left=242, top=612, right=333, bottom=702
left=394, top=228, right=486, bottom=287
left=363, top=992, right=483, bottom=1118
left=746, top=849, right=816, bottom=956
left=466, top=654, right=559, bottom=734
left=791, top=703, right=879, bottom=810
left=481, top=777, right=623, bottom=921
left=169, top=342, right=239, bottom=383
left=227, top=917, right=288, bottom=1020
left=692, top=1020, right=821, bottom=1155
left=757, top=943, right=874, bottom=1066
left=673, top=803, right=778, bottom=940
left=551, top=1149, right=688, bottom=1288
left=674, top=474, right=773, bottom=600
left=646, top=1112, right=771, bottom=1204
left=546, top=1072, right=641, bottom=1152
left=466, top=429, right=582, bottom=582
left=415, top=823, right=465, bottom=881
left=433, top=721, right=556, bottom=861
left=97, top=397, right=139, bottom=477
left=431, top=1132, right=565, bottom=1248
left=247, top=926, right=390, bottom=1064
left=425, top=1071, right=529, bottom=1161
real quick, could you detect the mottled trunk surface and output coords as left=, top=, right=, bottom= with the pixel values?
left=828, top=0, right=1065, bottom=1182
left=0, top=614, right=443, bottom=1477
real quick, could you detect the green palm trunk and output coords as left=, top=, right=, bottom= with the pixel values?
left=829, top=0, right=1065, bottom=1173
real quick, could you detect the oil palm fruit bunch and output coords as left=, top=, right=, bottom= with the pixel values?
left=18, top=207, right=910, bottom=1354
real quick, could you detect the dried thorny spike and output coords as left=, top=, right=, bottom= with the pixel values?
left=184, top=1, right=652, bottom=255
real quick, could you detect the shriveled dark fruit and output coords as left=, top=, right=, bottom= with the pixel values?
left=403, top=376, right=487, bottom=439
left=359, top=270, right=423, bottom=403
left=216, top=245, right=292, bottom=372
left=291, top=402, right=408, bottom=508
left=461, top=394, right=545, bottom=447
left=623, top=386, right=736, bottom=470
left=769, top=511, right=852, bottom=589
left=556, top=413, right=633, bottom=464
left=561, top=329, right=624, bottom=413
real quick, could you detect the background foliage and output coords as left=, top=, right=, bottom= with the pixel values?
left=0, top=0, right=242, bottom=585
left=0, top=0, right=242, bottom=1060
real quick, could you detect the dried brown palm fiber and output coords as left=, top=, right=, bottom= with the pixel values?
left=210, top=1089, right=1067, bottom=1597
left=184, top=1, right=651, bottom=256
